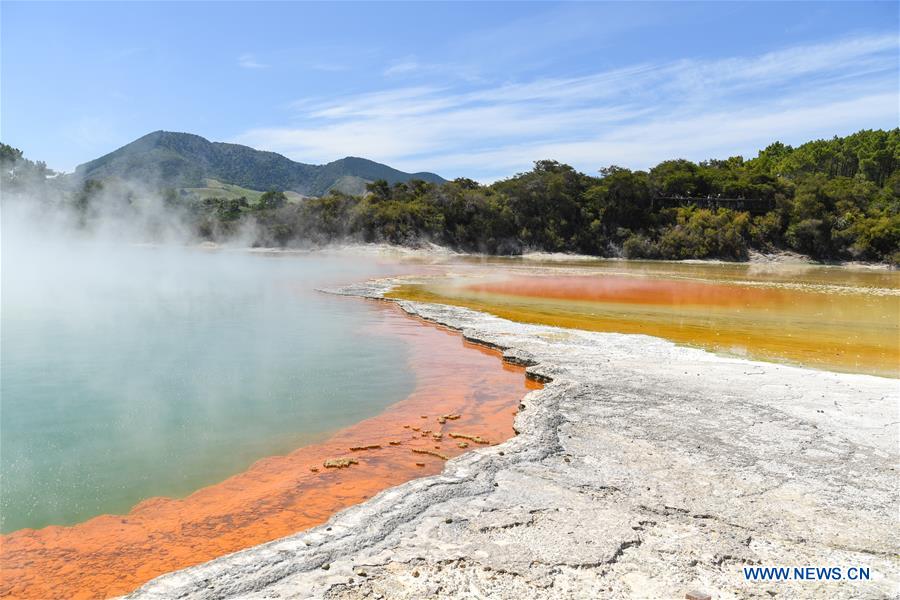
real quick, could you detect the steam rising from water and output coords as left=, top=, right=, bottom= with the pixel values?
left=0, top=189, right=415, bottom=532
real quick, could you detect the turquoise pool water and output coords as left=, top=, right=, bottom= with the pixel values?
left=0, top=244, right=415, bottom=533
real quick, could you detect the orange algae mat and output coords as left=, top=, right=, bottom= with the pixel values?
left=390, top=273, right=900, bottom=377
left=0, top=301, right=540, bottom=600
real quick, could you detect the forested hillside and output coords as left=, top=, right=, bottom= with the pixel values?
left=72, top=131, right=446, bottom=196
left=3, top=129, right=898, bottom=264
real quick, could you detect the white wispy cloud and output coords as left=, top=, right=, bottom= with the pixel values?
left=237, top=53, right=268, bottom=69
left=381, top=57, right=482, bottom=82
left=384, top=59, right=421, bottom=77
left=233, top=33, right=899, bottom=180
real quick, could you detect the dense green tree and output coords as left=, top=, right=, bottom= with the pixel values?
left=257, top=190, right=287, bottom=210
left=649, top=159, right=706, bottom=197
left=365, top=179, right=391, bottom=201
left=205, top=196, right=249, bottom=221
left=1, top=142, right=56, bottom=195
left=493, top=160, right=593, bottom=251
left=583, top=167, right=651, bottom=248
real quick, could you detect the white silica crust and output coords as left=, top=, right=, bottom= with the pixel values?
left=125, top=278, right=900, bottom=600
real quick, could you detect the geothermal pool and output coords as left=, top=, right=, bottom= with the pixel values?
left=390, top=258, right=900, bottom=378
left=0, top=244, right=536, bottom=598
left=4, top=251, right=894, bottom=534
left=0, top=247, right=423, bottom=534
left=2, top=245, right=896, bottom=598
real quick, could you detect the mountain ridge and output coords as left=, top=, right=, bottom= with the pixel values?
left=74, top=131, right=445, bottom=197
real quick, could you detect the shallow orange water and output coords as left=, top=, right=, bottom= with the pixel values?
left=390, top=272, right=900, bottom=377
left=468, top=275, right=802, bottom=308
left=0, top=301, right=538, bottom=600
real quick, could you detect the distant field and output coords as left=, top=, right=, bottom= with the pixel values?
left=182, top=179, right=306, bottom=203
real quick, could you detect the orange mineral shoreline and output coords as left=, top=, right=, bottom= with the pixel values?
left=0, top=301, right=540, bottom=600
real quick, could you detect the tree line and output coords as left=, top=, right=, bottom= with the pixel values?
left=3, top=129, right=898, bottom=264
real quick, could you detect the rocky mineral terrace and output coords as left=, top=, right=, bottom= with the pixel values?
left=126, top=279, right=899, bottom=600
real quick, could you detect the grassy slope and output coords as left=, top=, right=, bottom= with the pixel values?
left=181, top=179, right=305, bottom=203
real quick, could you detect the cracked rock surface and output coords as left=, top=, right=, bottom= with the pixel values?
left=127, top=280, right=899, bottom=600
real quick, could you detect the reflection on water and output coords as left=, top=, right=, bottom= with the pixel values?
left=390, top=259, right=900, bottom=378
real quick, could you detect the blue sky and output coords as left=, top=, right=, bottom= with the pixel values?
left=2, top=1, right=898, bottom=181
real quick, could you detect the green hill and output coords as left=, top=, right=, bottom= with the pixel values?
left=73, top=131, right=445, bottom=197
